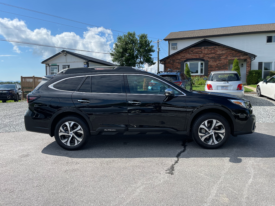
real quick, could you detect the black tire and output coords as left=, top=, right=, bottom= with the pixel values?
left=2, top=100, right=6, bottom=103
left=14, top=94, right=19, bottom=102
left=257, top=86, right=262, bottom=97
left=54, top=116, right=89, bottom=150
left=192, top=113, right=230, bottom=149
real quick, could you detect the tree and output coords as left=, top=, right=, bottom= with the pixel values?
left=232, top=58, right=241, bottom=77
left=111, top=32, right=155, bottom=67
left=184, top=63, right=191, bottom=78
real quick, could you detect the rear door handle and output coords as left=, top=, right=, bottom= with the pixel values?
left=78, top=99, right=90, bottom=103
left=128, top=101, right=141, bottom=105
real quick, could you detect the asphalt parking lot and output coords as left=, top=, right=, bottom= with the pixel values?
left=1, top=94, right=275, bottom=205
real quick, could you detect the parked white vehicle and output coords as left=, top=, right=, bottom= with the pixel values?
left=205, top=71, right=244, bottom=97
left=257, top=75, right=275, bottom=100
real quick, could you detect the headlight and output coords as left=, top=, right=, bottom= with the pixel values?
left=229, top=99, right=251, bottom=109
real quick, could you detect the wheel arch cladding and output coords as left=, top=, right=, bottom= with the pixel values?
left=189, top=109, right=234, bottom=135
left=50, top=112, right=91, bottom=137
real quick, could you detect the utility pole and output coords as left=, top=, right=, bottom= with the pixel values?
left=153, top=39, right=162, bottom=73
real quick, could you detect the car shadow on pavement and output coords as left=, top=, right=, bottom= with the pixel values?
left=244, top=95, right=275, bottom=106
left=41, top=132, right=275, bottom=163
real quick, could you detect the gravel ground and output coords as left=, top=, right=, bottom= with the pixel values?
left=0, top=94, right=274, bottom=133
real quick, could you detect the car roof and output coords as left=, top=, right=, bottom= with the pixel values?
left=210, top=71, right=238, bottom=74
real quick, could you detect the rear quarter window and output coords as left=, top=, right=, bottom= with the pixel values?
left=53, top=77, right=85, bottom=91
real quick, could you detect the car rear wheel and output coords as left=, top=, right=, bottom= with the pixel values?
left=257, top=86, right=262, bottom=97
left=54, top=116, right=89, bottom=150
left=192, top=113, right=230, bottom=149
left=2, top=100, right=6, bottom=103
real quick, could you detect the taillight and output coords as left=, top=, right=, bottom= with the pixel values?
left=27, top=95, right=39, bottom=103
left=174, top=81, right=182, bottom=86
left=237, top=84, right=243, bottom=90
left=207, top=84, right=213, bottom=90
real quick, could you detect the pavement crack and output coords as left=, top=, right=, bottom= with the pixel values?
left=166, top=139, right=187, bottom=175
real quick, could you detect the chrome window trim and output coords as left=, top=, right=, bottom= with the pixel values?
left=48, top=73, right=186, bottom=96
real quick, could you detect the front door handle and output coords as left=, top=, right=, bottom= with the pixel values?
left=78, top=99, right=90, bottom=103
left=128, top=101, right=141, bottom=105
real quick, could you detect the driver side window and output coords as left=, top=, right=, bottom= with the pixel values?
left=126, top=75, right=180, bottom=95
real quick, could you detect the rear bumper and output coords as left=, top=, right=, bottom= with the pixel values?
left=205, top=89, right=244, bottom=97
left=233, top=114, right=256, bottom=135
left=24, top=109, right=49, bottom=134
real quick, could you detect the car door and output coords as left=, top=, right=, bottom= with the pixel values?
left=125, top=74, right=187, bottom=133
left=71, top=74, right=128, bottom=133
left=266, top=77, right=275, bottom=99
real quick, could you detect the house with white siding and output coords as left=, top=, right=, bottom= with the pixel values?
left=42, top=50, right=115, bottom=75
left=161, top=23, right=275, bottom=83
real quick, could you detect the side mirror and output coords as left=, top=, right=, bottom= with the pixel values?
left=165, top=88, right=174, bottom=97
left=263, top=79, right=267, bottom=83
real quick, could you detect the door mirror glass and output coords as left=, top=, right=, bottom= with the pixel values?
left=165, top=88, right=174, bottom=97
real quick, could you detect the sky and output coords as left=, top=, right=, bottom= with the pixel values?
left=0, top=0, right=274, bottom=81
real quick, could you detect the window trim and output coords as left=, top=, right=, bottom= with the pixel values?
left=49, top=74, right=186, bottom=96
left=50, top=65, right=59, bottom=75
left=266, top=36, right=275, bottom=43
left=262, top=62, right=273, bottom=78
left=185, top=61, right=205, bottom=76
left=171, top=43, right=177, bottom=50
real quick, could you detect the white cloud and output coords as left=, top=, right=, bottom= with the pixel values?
left=0, top=18, right=114, bottom=61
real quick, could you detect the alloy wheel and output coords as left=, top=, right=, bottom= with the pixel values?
left=58, top=121, right=84, bottom=146
left=257, top=87, right=261, bottom=96
left=198, top=119, right=225, bottom=145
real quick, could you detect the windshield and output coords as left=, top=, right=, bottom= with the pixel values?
left=0, top=84, right=16, bottom=89
left=159, top=75, right=178, bottom=81
left=209, top=73, right=240, bottom=82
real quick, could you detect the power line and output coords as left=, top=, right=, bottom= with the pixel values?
left=0, top=39, right=111, bottom=54
left=0, top=10, right=124, bottom=39
left=0, top=2, right=160, bottom=40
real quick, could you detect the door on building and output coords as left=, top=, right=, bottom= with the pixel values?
left=228, top=60, right=246, bottom=83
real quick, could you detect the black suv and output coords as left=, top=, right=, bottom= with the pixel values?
left=0, top=84, right=22, bottom=102
left=25, top=66, right=255, bottom=150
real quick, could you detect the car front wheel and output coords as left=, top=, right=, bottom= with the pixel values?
left=192, top=113, right=230, bottom=149
left=257, top=86, right=262, bottom=97
left=54, top=116, right=89, bottom=150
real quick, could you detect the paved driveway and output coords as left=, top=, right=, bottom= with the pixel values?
left=0, top=94, right=275, bottom=205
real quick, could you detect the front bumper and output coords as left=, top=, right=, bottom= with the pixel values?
left=206, top=90, right=244, bottom=97
left=0, top=94, right=16, bottom=100
left=233, top=113, right=256, bottom=135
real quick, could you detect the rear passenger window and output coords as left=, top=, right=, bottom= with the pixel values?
left=91, top=75, right=124, bottom=93
left=78, top=77, right=91, bottom=92
left=54, top=77, right=84, bottom=91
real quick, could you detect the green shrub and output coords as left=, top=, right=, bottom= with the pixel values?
left=191, top=76, right=207, bottom=85
left=270, top=71, right=275, bottom=77
left=184, top=63, right=191, bottom=78
left=247, top=70, right=262, bottom=84
left=258, top=77, right=263, bottom=82
left=266, top=76, right=270, bottom=80
left=232, top=59, right=241, bottom=77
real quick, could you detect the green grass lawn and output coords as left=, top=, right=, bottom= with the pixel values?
left=192, top=85, right=205, bottom=91
left=0, top=100, right=22, bottom=103
left=244, top=87, right=254, bottom=92
left=247, top=85, right=257, bottom=88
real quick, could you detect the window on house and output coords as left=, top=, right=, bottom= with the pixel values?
left=50, top=65, right=59, bottom=75
left=185, top=61, right=204, bottom=75
left=63, top=65, right=70, bottom=70
left=263, top=62, right=273, bottom=79
left=267, top=36, right=275, bottom=43
left=171, top=43, right=177, bottom=50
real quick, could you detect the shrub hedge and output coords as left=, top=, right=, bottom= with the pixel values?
left=270, top=71, right=275, bottom=77
left=247, top=70, right=262, bottom=84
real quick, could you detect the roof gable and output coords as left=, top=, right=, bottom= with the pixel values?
left=42, top=50, right=115, bottom=66
left=160, top=39, right=257, bottom=62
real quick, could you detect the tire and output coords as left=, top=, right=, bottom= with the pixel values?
left=2, top=100, right=6, bottom=103
left=54, top=116, right=89, bottom=150
left=14, top=94, right=19, bottom=102
left=257, top=86, right=262, bottom=97
left=192, top=113, right=230, bottom=149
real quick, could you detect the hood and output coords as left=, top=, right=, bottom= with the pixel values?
left=192, top=91, right=247, bottom=101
